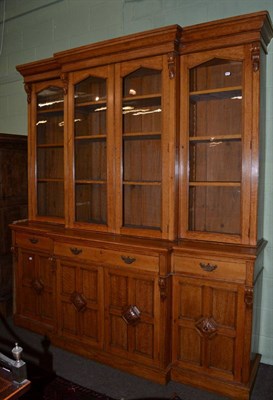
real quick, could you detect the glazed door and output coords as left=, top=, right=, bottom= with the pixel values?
left=104, top=267, right=161, bottom=367
left=180, top=46, right=252, bottom=244
left=172, top=275, right=245, bottom=381
left=67, top=65, right=115, bottom=231
left=115, top=55, right=177, bottom=240
left=56, top=258, right=104, bottom=349
left=29, top=80, right=65, bottom=222
left=16, top=247, right=56, bottom=331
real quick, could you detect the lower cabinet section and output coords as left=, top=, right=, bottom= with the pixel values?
left=171, top=249, right=262, bottom=399
left=11, top=225, right=264, bottom=399
left=15, top=246, right=56, bottom=333
left=172, top=276, right=245, bottom=379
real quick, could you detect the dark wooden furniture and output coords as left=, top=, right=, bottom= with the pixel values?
left=0, top=134, right=27, bottom=316
left=10, top=11, right=273, bottom=400
left=0, top=369, right=30, bottom=400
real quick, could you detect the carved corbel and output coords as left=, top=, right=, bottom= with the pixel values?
left=24, top=83, right=32, bottom=104
left=60, top=72, right=68, bottom=95
left=10, top=246, right=18, bottom=262
left=251, top=44, right=260, bottom=72
left=48, top=256, right=56, bottom=272
left=158, top=276, right=168, bottom=300
left=167, top=52, right=176, bottom=79
left=244, top=287, right=254, bottom=307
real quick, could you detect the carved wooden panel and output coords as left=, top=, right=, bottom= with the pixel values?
left=57, top=260, right=103, bottom=348
left=17, top=249, right=56, bottom=328
left=104, top=268, right=160, bottom=367
left=173, top=276, right=244, bottom=379
left=19, top=250, right=37, bottom=318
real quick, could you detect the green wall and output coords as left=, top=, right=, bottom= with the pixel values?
left=0, top=0, right=272, bottom=365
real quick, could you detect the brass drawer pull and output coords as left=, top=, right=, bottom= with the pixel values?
left=121, top=255, right=136, bottom=264
left=29, top=237, right=38, bottom=244
left=70, top=247, right=82, bottom=255
left=200, top=262, right=218, bottom=272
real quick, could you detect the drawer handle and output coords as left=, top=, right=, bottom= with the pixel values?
left=200, top=262, right=218, bottom=272
left=121, top=255, right=136, bottom=265
left=70, top=247, right=82, bottom=255
left=29, top=238, right=38, bottom=244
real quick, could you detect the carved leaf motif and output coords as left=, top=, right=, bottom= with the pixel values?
left=251, top=44, right=260, bottom=72
left=31, top=279, right=44, bottom=294
left=244, top=287, right=253, bottom=307
left=195, top=317, right=218, bottom=339
left=158, top=277, right=167, bottom=300
left=70, top=292, right=87, bottom=312
left=167, top=52, right=176, bottom=79
left=122, top=305, right=141, bottom=325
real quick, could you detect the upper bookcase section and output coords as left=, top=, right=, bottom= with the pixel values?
left=17, top=11, right=273, bottom=81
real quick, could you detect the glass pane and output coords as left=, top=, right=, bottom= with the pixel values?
left=75, top=183, right=106, bottom=224
left=74, top=75, right=108, bottom=226
left=187, top=58, right=243, bottom=236
left=122, top=67, right=162, bottom=232
left=123, top=98, right=161, bottom=134
left=189, top=186, right=241, bottom=234
left=189, top=140, right=241, bottom=182
left=74, top=107, right=106, bottom=137
left=75, top=76, right=106, bottom=103
left=189, top=95, right=242, bottom=137
left=75, top=139, right=106, bottom=181
left=37, top=182, right=64, bottom=218
left=36, top=85, right=64, bottom=219
left=190, top=59, right=242, bottom=91
left=123, top=68, right=161, bottom=97
left=37, top=86, right=64, bottom=145
left=123, top=137, right=161, bottom=182
left=74, top=76, right=106, bottom=137
left=37, top=147, right=64, bottom=179
left=123, top=185, right=161, bottom=229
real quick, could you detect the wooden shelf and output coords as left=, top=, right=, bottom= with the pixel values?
left=75, top=135, right=106, bottom=140
left=189, top=134, right=241, bottom=141
left=190, top=86, right=242, bottom=101
left=37, top=107, right=64, bottom=114
left=189, top=181, right=241, bottom=187
left=75, top=179, right=106, bottom=184
left=123, top=132, right=161, bottom=138
left=37, top=143, right=64, bottom=148
left=38, top=178, right=64, bottom=182
left=123, top=181, right=161, bottom=185
left=123, top=93, right=161, bottom=102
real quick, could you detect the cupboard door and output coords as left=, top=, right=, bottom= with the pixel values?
left=30, top=80, right=65, bottom=222
left=57, top=258, right=104, bottom=349
left=68, top=66, right=115, bottom=231
left=104, top=267, right=161, bottom=367
left=16, top=248, right=56, bottom=331
left=172, top=275, right=245, bottom=381
left=180, top=47, right=252, bottom=243
left=115, top=55, right=177, bottom=240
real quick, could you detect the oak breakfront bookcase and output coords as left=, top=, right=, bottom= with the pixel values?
left=10, top=11, right=273, bottom=400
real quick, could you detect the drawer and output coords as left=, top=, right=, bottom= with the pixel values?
left=173, top=255, right=246, bottom=282
left=16, top=232, right=52, bottom=252
left=54, top=242, right=159, bottom=272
